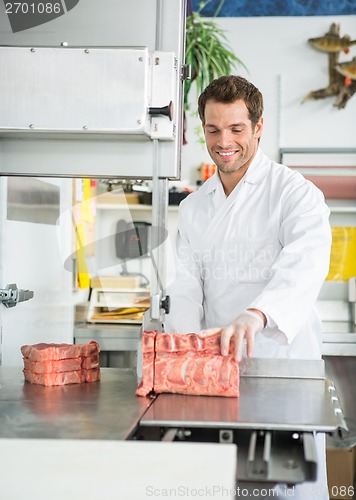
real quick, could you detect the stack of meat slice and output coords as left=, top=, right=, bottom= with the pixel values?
left=21, top=341, right=100, bottom=386
left=136, top=331, right=239, bottom=398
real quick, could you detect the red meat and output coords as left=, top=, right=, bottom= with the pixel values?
left=23, top=357, right=82, bottom=373
left=81, top=353, right=100, bottom=369
left=23, top=369, right=82, bottom=386
left=135, top=331, right=156, bottom=397
left=136, top=331, right=239, bottom=398
left=80, top=342, right=100, bottom=357
left=21, top=341, right=101, bottom=386
left=21, top=343, right=81, bottom=362
left=82, top=367, right=101, bottom=383
left=21, top=341, right=100, bottom=362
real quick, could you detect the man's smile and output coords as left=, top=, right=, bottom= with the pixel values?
left=216, top=150, right=238, bottom=158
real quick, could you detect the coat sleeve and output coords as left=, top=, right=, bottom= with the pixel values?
left=249, top=177, right=332, bottom=344
left=164, top=204, right=204, bottom=334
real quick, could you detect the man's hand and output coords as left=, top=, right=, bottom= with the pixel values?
left=200, top=309, right=266, bottom=361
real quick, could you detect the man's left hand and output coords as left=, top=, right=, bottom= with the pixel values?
left=200, top=309, right=266, bottom=361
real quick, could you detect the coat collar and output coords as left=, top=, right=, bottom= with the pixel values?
left=203, top=147, right=270, bottom=195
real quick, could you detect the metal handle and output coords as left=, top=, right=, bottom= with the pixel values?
left=0, top=284, right=34, bottom=308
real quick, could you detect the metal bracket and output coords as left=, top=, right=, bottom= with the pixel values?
left=247, top=430, right=271, bottom=479
left=0, top=284, right=34, bottom=308
left=181, top=63, right=191, bottom=80
left=150, top=292, right=162, bottom=321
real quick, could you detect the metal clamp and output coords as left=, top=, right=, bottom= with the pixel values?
left=0, top=284, right=34, bottom=308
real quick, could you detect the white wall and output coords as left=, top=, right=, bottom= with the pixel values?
left=181, top=15, right=356, bottom=184
left=0, top=178, right=74, bottom=366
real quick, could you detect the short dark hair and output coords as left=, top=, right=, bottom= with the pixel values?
left=198, top=75, right=263, bottom=127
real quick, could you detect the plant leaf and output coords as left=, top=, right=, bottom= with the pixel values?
left=184, top=10, right=247, bottom=112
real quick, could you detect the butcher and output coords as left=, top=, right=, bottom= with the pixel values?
left=165, top=75, right=331, bottom=499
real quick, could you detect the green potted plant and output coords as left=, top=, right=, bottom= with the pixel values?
left=184, top=0, right=247, bottom=143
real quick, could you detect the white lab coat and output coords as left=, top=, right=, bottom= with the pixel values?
left=165, top=148, right=331, bottom=499
left=165, top=148, right=332, bottom=360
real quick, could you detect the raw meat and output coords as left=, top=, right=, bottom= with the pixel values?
left=135, top=331, right=156, bottom=397
left=80, top=343, right=100, bottom=358
left=21, top=341, right=101, bottom=386
left=21, top=343, right=80, bottom=361
left=23, top=357, right=82, bottom=374
left=23, top=368, right=100, bottom=386
left=136, top=331, right=239, bottom=398
left=23, top=369, right=82, bottom=386
left=81, top=353, right=100, bottom=369
left=82, top=368, right=101, bottom=383
left=20, top=341, right=99, bottom=362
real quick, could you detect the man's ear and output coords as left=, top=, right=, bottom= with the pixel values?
left=254, top=117, right=263, bottom=139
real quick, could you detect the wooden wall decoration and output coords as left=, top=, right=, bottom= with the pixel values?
left=302, top=23, right=356, bottom=109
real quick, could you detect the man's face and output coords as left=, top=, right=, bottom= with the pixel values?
left=203, top=99, right=263, bottom=175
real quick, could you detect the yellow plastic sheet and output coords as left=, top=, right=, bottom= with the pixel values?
left=326, top=227, right=356, bottom=281
left=75, top=223, right=90, bottom=289
left=81, top=178, right=94, bottom=222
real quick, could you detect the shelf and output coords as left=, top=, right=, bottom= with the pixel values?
left=96, top=203, right=179, bottom=211
left=87, top=288, right=148, bottom=325
left=96, top=202, right=355, bottom=213
left=87, top=319, right=142, bottom=325
left=75, top=322, right=141, bottom=333
left=329, top=207, right=356, bottom=213
left=92, top=303, right=147, bottom=308
left=327, top=200, right=356, bottom=213
left=292, top=168, right=356, bottom=177
left=92, top=287, right=150, bottom=293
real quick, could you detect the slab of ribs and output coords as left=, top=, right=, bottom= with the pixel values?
left=136, top=331, right=239, bottom=398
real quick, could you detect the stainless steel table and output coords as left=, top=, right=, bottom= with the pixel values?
left=0, top=360, right=346, bottom=439
left=0, top=367, right=149, bottom=439
left=0, top=360, right=348, bottom=487
left=138, top=359, right=345, bottom=432
left=135, top=359, right=347, bottom=485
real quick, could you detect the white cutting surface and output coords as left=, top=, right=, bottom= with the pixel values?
left=0, top=439, right=237, bottom=500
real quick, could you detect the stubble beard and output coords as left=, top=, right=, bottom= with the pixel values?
left=216, top=160, right=247, bottom=175
left=213, top=150, right=248, bottom=175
